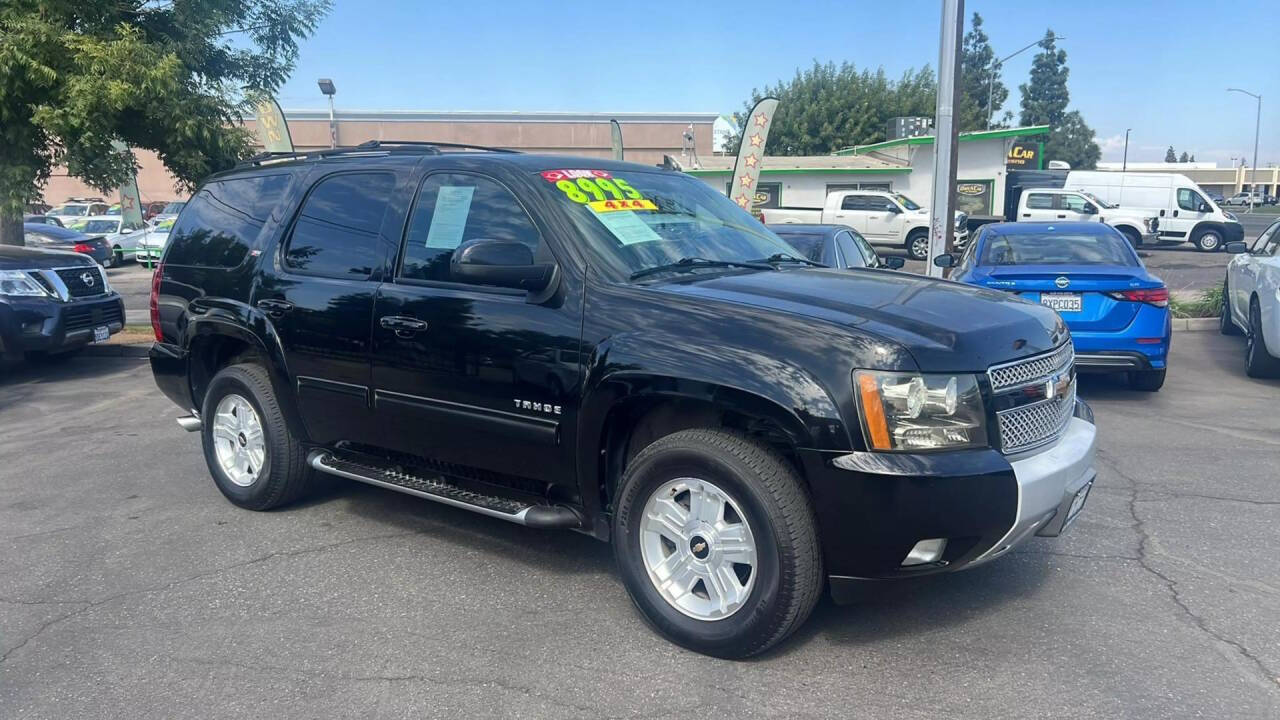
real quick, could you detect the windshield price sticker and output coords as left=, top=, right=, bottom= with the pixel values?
left=589, top=198, right=657, bottom=213
left=544, top=170, right=651, bottom=209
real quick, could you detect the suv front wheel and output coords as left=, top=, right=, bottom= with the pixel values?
left=201, top=363, right=315, bottom=510
left=612, top=428, right=822, bottom=659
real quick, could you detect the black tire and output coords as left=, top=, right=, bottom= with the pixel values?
left=1127, top=369, right=1166, bottom=391
left=1220, top=279, right=1243, bottom=336
left=612, top=428, right=822, bottom=659
left=1119, top=227, right=1142, bottom=248
left=1245, top=301, right=1280, bottom=378
left=201, top=363, right=315, bottom=510
left=1192, top=228, right=1223, bottom=252
left=906, top=229, right=929, bottom=261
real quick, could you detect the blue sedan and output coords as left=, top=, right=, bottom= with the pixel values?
left=950, top=222, right=1171, bottom=391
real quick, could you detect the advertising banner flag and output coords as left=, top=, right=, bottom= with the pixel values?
left=610, top=119, right=624, bottom=161
left=250, top=93, right=294, bottom=153
left=110, top=140, right=145, bottom=228
left=729, top=97, right=779, bottom=211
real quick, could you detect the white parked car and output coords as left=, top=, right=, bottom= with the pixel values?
left=1013, top=188, right=1158, bottom=246
left=761, top=190, right=969, bottom=261
left=68, top=215, right=151, bottom=265
left=132, top=219, right=174, bottom=264
left=1222, top=219, right=1280, bottom=377
left=45, top=199, right=110, bottom=226
left=151, top=201, right=186, bottom=224
left=1223, top=191, right=1264, bottom=207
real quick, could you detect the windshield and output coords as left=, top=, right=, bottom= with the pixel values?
left=51, top=204, right=87, bottom=216
left=536, top=168, right=804, bottom=280
left=162, top=202, right=185, bottom=214
left=1081, top=192, right=1116, bottom=209
left=892, top=193, right=921, bottom=211
left=81, top=219, right=120, bottom=233
left=981, top=232, right=1138, bottom=266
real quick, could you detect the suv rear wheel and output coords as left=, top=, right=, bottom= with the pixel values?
left=612, top=428, right=822, bottom=659
left=201, top=363, right=314, bottom=510
left=906, top=229, right=930, bottom=261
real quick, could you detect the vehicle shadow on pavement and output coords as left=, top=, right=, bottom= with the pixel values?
left=1074, top=372, right=1159, bottom=402
left=765, top=560, right=1049, bottom=658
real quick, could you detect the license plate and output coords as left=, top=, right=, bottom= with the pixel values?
left=1064, top=481, right=1092, bottom=530
left=93, top=325, right=110, bottom=343
left=1040, top=292, right=1082, bottom=312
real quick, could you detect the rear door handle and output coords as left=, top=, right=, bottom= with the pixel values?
left=1021, top=213, right=1031, bottom=218
left=380, top=315, right=428, bottom=337
left=256, top=299, right=293, bottom=318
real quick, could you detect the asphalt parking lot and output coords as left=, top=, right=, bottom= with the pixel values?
left=2, top=331, right=1278, bottom=718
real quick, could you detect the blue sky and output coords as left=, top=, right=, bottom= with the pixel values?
left=275, top=0, right=1279, bottom=166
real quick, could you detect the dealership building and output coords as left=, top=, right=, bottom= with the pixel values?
left=686, top=126, right=1050, bottom=216
left=41, top=109, right=719, bottom=205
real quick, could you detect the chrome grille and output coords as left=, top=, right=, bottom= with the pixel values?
left=987, top=343, right=1076, bottom=453
left=53, top=266, right=107, bottom=298
left=996, top=381, right=1076, bottom=453
left=988, top=342, right=1074, bottom=391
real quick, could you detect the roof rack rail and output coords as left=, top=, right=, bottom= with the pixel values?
left=354, top=140, right=519, bottom=154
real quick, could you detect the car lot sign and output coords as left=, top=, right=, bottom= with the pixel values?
left=1007, top=141, right=1042, bottom=169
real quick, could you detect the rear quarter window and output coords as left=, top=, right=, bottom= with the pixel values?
left=163, top=174, right=293, bottom=267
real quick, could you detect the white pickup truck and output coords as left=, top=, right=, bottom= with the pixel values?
left=761, top=190, right=967, bottom=261
left=1013, top=188, right=1158, bottom=246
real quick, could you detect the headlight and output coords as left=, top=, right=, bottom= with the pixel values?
left=854, top=370, right=987, bottom=451
left=0, top=270, right=50, bottom=297
left=1224, top=211, right=1238, bottom=222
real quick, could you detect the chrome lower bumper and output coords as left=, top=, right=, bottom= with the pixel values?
left=969, top=413, right=1097, bottom=566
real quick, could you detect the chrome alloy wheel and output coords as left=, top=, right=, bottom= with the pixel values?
left=639, top=477, right=757, bottom=621
left=212, top=394, right=266, bottom=487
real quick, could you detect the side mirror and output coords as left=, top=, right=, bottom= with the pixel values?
left=1083, top=204, right=1098, bottom=214
left=932, top=254, right=956, bottom=268
left=451, top=239, right=554, bottom=292
left=1225, top=241, right=1248, bottom=254
left=1199, top=203, right=1211, bottom=213
left=881, top=256, right=906, bottom=269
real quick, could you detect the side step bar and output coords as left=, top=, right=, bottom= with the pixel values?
left=307, top=451, right=581, bottom=529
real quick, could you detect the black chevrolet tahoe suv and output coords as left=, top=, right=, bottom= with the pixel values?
left=150, top=142, right=1097, bottom=658
left=1, top=245, right=124, bottom=366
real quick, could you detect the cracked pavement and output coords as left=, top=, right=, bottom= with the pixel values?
left=2, top=332, right=1278, bottom=719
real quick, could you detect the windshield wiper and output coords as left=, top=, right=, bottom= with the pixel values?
left=629, top=257, right=775, bottom=281
left=752, top=252, right=825, bottom=267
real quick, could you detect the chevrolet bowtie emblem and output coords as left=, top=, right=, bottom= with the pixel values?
left=691, top=541, right=707, bottom=554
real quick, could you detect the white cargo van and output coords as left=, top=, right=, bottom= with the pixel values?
left=1063, top=171, right=1244, bottom=252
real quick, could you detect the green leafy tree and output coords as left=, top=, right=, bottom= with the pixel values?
left=724, top=61, right=936, bottom=156
left=1165, top=147, right=1178, bottom=163
left=0, top=0, right=331, bottom=246
left=1179, top=151, right=1190, bottom=163
left=1190, top=154, right=1195, bottom=162
left=959, top=13, right=1009, bottom=130
left=1018, top=30, right=1100, bottom=170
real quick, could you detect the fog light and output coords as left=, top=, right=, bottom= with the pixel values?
left=902, top=538, right=947, bottom=566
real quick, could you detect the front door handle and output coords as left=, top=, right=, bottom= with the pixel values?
left=380, top=315, right=428, bottom=337
left=1056, top=214, right=1067, bottom=219
left=1022, top=213, right=1031, bottom=218
left=256, top=299, right=294, bottom=318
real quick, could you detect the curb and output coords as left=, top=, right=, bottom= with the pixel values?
left=1173, top=318, right=1217, bottom=332
left=82, top=343, right=151, bottom=358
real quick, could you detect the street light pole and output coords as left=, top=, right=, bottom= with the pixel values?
left=1122, top=128, right=1130, bottom=172
left=317, top=78, right=337, bottom=149
left=1228, top=88, right=1261, bottom=213
left=986, top=37, right=1064, bottom=130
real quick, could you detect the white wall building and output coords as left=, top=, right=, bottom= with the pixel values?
left=687, top=126, right=1050, bottom=217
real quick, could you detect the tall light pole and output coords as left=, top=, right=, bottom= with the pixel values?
left=1227, top=87, right=1261, bottom=212
left=928, top=0, right=963, bottom=277
left=986, top=36, right=1065, bottom=130
left=1122, top=128, right=1131, bottom=172
left=317, top=78, right=337, bottom=149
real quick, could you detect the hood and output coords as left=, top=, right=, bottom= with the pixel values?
left=0, top=244, right=93, bottom=270
left=650, top=268, right=1068, bottom=372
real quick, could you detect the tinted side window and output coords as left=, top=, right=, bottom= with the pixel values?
left=164, top=174, right=292, bottom=267
left=1177, top=189, right=1204, bottom=212
left=835, top=232, right=868, bottom=268
left=285, top=172, right=396, bottom=279
left=840, top=195, right=865, bottom=211
left=400, top=173, right=541, bottom=284
left=1026, top=193, right=1054, bottom=209
left=848, top=230, right=880, bottom=266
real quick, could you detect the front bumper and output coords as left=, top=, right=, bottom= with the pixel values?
left=802, top=399, right=1097, bottom=601
left=0, top=293, right=125, bottom=355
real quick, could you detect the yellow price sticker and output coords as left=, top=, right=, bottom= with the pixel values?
left=589, top=198, right=657, bottom=213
